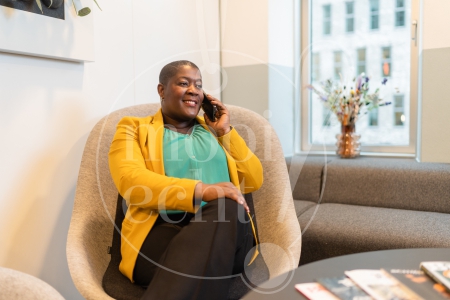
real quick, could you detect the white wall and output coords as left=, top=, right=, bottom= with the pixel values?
left=421, top=0, right=450, bottom=51
left=268, top=0, right=295, bottom=156
left=220, top=0, right=268, bottom=68
left=416, top=0, right=450, bottom=162
left=219, top=0, right=270, bottom=135
left=132, top=0, right=221, bottom=103
left=0, top=0, right=220, bottom=298
left=220, top=0, right=296, bottom=156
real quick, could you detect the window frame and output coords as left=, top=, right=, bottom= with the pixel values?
left=298, top=0, right=419, bottom=156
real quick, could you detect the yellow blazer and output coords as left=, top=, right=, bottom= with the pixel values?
left=108, top=108, right=264, bottom=282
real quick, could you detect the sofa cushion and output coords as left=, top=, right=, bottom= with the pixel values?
left=321, top=157, right=450, bottom=213
left=293, top=200, right=316, bottom=218
left=286, top=155, right=328, bottom=203
left=298, top=203, right=450, bottom=265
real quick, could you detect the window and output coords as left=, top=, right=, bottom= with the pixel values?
left=301, top=0, right=417, bottom=154
left=370, top=0, right=379, bottom=30
left=323, top=5, right=331, bottom=35
left=382, top=47, right=391, bottom=77
left=312, top=53, right=321, bottom=82
left=369, top=108, right=378, bottom=126
left=395, top=0, right=406, bottom=27
left=394, top=95, right=405, bottom=126
left=334, top=51, right=342, bottom=80
left=356, top=48, right=366, bottom=75
left=345, top=2, right=354, bottom=33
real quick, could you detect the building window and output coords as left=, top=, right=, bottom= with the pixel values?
left=395, top=0, right=406, bottom=27
left=323, top=107, right=331, bottom=127
left=394, top=95, right=405, bottom=126
left=334, top=51, right=342, bottom=80
left=312, top=53, right=321, bottom=82
left=345, top=2, right=354, bottom=33
left=382, top=47, right=391, bottom=77
left=356, top=48, right=366, bottom=75
left=370, top=0, right=379, bottom=30
left=323, top=5, right=331, bottom=35
left=369, top=108, right=378, bottom=126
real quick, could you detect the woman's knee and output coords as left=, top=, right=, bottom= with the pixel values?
left=201, top=198, right=248, bottom=223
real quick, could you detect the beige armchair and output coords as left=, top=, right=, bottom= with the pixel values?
left=0, top=267, right=65, bottom=300
left=67, top=103, right=301, bottom=299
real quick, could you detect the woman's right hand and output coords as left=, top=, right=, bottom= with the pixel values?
left=194, top=182, right=250, bottom=213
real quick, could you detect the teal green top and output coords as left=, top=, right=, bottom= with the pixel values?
left=161, top=123, right=230, bottom=214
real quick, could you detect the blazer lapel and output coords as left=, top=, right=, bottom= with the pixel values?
left=145, top=108, right=165, bottom=175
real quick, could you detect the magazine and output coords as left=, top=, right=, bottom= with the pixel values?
left=317, top=276, right=372, bottom=300
left=420, top=262, right=450, bottom=293
left=295, top=282, right=340, bottom=300
left=345, top=269, right=424, bottom=300
left=385, top=268, right=450, bottom=299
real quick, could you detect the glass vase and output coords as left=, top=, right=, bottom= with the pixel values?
left=335, top=123, right=361, bottom=158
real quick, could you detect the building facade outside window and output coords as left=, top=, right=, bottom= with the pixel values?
left=323, top=5, right=332, bottom=35
left=370, top=0, right=379, bottom=30
left=303, top=0, right=415, bottom=153
left=345, top=2, right=354, bottom=32
left=395, top=0, right=406, bottom=27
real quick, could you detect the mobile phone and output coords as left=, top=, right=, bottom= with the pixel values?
left=201, top=93, right=217, bottom=122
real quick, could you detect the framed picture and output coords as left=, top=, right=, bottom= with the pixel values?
left=0, top=0, right=94, bottom=62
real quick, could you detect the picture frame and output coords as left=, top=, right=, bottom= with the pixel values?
left=0, top=0, right=94, bottom=62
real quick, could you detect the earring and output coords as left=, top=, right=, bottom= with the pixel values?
left=160, top=97, right=164, bottom=101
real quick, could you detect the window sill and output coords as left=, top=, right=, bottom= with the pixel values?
left=293, top=150, right=416, bottom=159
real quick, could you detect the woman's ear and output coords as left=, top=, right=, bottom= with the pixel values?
left=157, top=83, right=164, bottom=100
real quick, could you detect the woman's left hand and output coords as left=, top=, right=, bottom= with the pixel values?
left=203, top=94, right=231, bottom=137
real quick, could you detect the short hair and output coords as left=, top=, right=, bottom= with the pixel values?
left=159, top=60, right=200, bottom=86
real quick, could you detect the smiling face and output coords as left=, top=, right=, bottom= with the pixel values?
left=158, top=65, right=204, bottom=125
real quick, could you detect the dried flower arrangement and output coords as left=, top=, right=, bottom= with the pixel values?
left=306, top=74, right=391, bottom=126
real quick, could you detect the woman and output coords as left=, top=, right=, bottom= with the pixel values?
left=108, top=60, right=263, bottom=299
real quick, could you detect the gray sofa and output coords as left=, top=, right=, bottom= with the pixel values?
left=286, top=155, right=450, bottom=266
